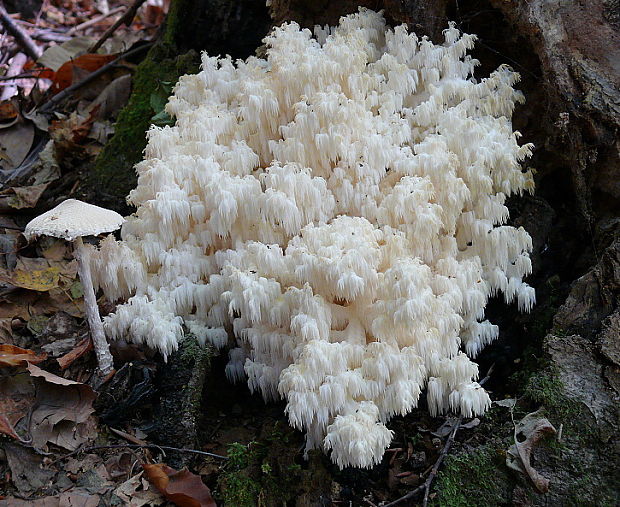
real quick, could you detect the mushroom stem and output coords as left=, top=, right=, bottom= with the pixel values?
left=73, top=237, right=114, bottom=375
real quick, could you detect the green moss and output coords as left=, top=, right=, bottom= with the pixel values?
left=434, top=444, right=512, bottom=507
left=87, top=45, right=199, bottom=211
left=219, top=443, right=262, bottom=507
left=520, top=361, right=591, bottom=443
left=216, top=424, right=311, bottom=507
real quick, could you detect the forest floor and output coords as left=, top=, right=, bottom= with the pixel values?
left=0, top=2, right=592, bottom=506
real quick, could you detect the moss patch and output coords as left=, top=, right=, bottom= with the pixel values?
left=434, top=443, right=513, bottom=507
left=87, top=45, right=199, bottom=212
left=152, top=334, right=212, bottom=469
left=216, top=422, right=331, bottom=507
left=217, top=424, right=303, bottom=507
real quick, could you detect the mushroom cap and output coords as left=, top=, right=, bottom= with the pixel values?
left=24, top=199, right=125, bottom=241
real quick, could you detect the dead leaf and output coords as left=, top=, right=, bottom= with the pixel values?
left=56, top=491, right=101, bottom=507
left=105, top=452, right=134, bottom=480
left=37, top=37, right=97, bottom=72
left=0, top=414, right=21, bottom=440
left=71, top=105, right=101, bottom=143
left=0, top=317, right=14, bottom=343
left=41, top=238, right=71, bottom=261
left=4, top=443, right=57, bottom=496
left=0, top=489, right=102, bottom=506
left=495, top=398, right=517, bottom=409
left=0, top=100, right=19, bottom=123
left=0, top=498, right=60, bottom=506
left=31, top=288, right=85, bottom=319
left=0, top=123, right=35, bottom=172
left=0, top=257, right=69, bottom=292
left=40, top=311, right=81, bottom=340
left=57, top=336, right=93, bottom=369
left=43, top=337, right=79, bottom=357
left=10, top=265, right=60, bottom=291
left=143, top=464, right=216, bottom=507
left=0, top=344, right=47, bottom=367
left=26, top=363, right=98, bottom=451
left=52, top=54, right=116, bottom=93
left=0, top=229, right=21, bottom=271
left=0, top=370, right=35, bottom=438
left=114, top=471, right=166, bottom=506
left=89, top=74, right=132, bottom=121
left=0, top=183, right=49, bottom=210
left=506, top=409, right=557, bottom=493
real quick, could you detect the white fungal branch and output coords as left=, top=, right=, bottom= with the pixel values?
left=91, top=9, right=535, bottom=468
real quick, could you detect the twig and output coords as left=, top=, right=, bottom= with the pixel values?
left=50, top=443, right=228, bottom=466
left=37, top=42, right=152, bottom=113
left=0, top=51, right=26, bottom=100
left=384, top=367, right=494, bottom=507
left=421, top=417, right=461, bottom=507
left=67, top=6, right=124, bottom=35
left=89, top=0, right=147, bottom=53
left=30, top=30, right=72, bottom=43
left=0, top=3, right=42, bottom=60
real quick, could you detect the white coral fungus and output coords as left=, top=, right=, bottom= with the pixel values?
left=92, top=9, right=535, bottom=468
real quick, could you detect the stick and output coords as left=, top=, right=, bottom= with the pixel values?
left=89, top=0, right=146, bottom=53
left=67, top=6, right=124, bottom=35
left=0, top=52, right=26, bottom=100
left=384, top=367, right=494, bottom=507
left=37, top=42, right=152, bottom=113
left=0, top=3, right=42, bottom=60
left=30, top=30, right=72, bottom=43
left=51, top=443, right=228, bottom=466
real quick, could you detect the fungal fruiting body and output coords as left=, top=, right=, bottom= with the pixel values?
left=24, top=199, right=125, bottom=375
left=91, top=9, right=535, bottom=468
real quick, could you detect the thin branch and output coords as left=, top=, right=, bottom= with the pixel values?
left=50, top=443, right=228, bottom=466
left=67, top=6, right=124, bottom=35
left=0, top=51, right=26, bottom=100
left=0, top=3, right=42, bottom=60
left=37, top=42, right=152, bottom=113
left=89, top=0, right=147, bottom=53
left=30, top=30, right=72, bottom=43
left=384, top=366, right=494, bottom=507
left=421, top=417, right=461, bottom=507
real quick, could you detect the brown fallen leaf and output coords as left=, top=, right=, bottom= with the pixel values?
left=3, top=443, right=56, bottom=497
left=0, top=183, right=49, bottom=210
left=0, top=489, right=102, bottom=506
left=143, top=463, right=216, bottom=507
left=0, top=344, right=47, bottom=367
left=104, top=452, right=134, bottom=480
left=51, top=54, right=117, bottom=93
left=0, top=370, right=35, bottom=440
left=0, top=317, right=14, bottom=343
left=114, top=471, right=166, bottom=506
left=506, top=409, right=557, bottom=493
left=26, top=363, right=98, bottom=451
left=0, top=123, right=34, bottom=172
left=40, top=238, right=71, bottom=262
left=57, top=336, right=93, bottom=369
left=0, top=257, right=62, bottom=291
left=0, top=100, right=19, bottom=122
left=0, top=414, right=21, bottom=440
